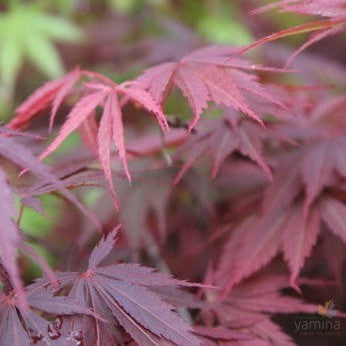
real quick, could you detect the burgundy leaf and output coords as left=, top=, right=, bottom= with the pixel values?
left=9, top=68, right=82, bottom=130
left=40, top=91, right=107, bottom=161
left=136, top=45, right=285, bottom=129
left=0, top=169, right=24, bottom=307
left=0, top=135, right=100, bottom=229
left=41, top=230, right=202, bottom=345
left=320, top=197, right=346, bottom=242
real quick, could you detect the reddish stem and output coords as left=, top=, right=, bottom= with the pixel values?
left=0, top=261, right=13, bottom=294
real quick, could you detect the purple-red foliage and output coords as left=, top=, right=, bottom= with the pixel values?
left=1, top=1, right=346, bottom=345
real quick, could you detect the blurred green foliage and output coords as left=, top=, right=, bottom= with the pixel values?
left=0, top=2, right=82, bottom=115
left=198, top=14, right=253, bottom=45
left=183, top=0, right=254, bottom=45
left=110, top=0, right=168, bottom=13
left=17, top=194, right=61, bottom=280
left=19, top=195, right=61, bottom=237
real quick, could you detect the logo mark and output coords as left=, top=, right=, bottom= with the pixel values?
left=318, top=300, right=337, bottom=318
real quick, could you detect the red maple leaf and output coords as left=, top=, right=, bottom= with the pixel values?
left=249, top=0, right=346, bottom=66
left=255, top=0, right=346, bottom=19
left=173, top=108, right=274, bottom=184
left=136, top=45, right=285, bottom=129
left=9, top=68, right=82, bottom=131
left=0, top=129, right=102, bottom=302
left=0, top=281, right=97, bottom=345
left=0, top=127, right=100, bottom=227
left=216, top=139, right=346, bottom=296
left=201, top=271, right=318, bottom=345
left=36, top=229, right=203, bottom=345
left=9, top=71, right=169, bottom=210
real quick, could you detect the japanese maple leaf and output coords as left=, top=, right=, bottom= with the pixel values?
left=37, top=230, right=202, bottom=345
left=203, top=271, right=319, bottom=346
left=250, top=0, right=346, bottom=66
left=0, top=131, right=102, bottom=301
left=119, top=166, right=173, bottom=246
left=263, top=137, right=346, bottom=214
left=8, top=67, right=82, bottom=131
left=213, top=133, right=346, bottom=296
left=0, top=127, right=100, bottom=228
left=173, top=108, right=273, bottom=185
left=255, top=0, right=346, bottom=19
left=270, top=93, right=346, bottom=141
left=9, top=70, right=169, bottom=209
left=0, top=281, right=97, bottom=345
left=216, top=176, right=346, bottom=297
left=262, top=43, right=346, bottom=87
left=136, top=44, right=285, bottom=129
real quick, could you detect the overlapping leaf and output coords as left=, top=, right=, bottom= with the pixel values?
left=204, top=272, right=318, bottom=346
left=37, top=230, right=202, bottom=345
left=9, top=67, right=82, bottom=130
left=250, top=0, right=346, bottom=66
left=136, top=45, right=285, bottom=129
left=0, top=282, right=96, bottom=345
left=9, top=72, right=169, bottom=209
left=0, top=130, right=102, bottom=299
left=255, top=0, right=346, bottom=19
left=119, top=167, right=173, bottom=246
left=270, top=93, right=346, bottom=140
left=0, top=128, right=100, bottom=228
left=264, top=138, right=346, bottom=213
left=216, top=139, right=346, bottom=295
left=173, top=108, right=273, bottom=184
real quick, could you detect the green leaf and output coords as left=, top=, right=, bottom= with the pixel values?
left=198, top=15, right=253, bottom=45
left=25, top=32, right=64, bottom=78
left=110, top=0, right=139, bottom=13
left=33, top=14, right=83, bottom=42
left=0, top=4, right=83, bottom=102
left=0, top=36, right=23, bottom=87
left=19, top=195, right=61, bottom=237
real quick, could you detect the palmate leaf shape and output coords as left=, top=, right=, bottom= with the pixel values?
left=9, top=70, right=169, bottom=209
left=216, top=148, right=346, bottom=297
left=250, top=0, right=346, bottom=67
left=173, top=108, right=273, bottom=185
left=136, top=44, right=285, bottom=129
left=0, top=3, right=82, bottom=97
left=264, top=137, right=346, bottom=214
left=36, top=230, right=202, bottom=345
left=207, top=272, right=319, bottom=346
left=0, top=130, right=101, bottom=300
left=270, top=93, right=346, bottom=141
left=0, top=281, right=97, bottom=345
left=214, top=135, right=346, bottom=296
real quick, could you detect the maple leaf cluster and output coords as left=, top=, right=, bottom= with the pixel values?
left=1, top=1, right=346, bottom=345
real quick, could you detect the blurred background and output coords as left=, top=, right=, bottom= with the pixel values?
left=1, top=0, right=345, bottom=283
